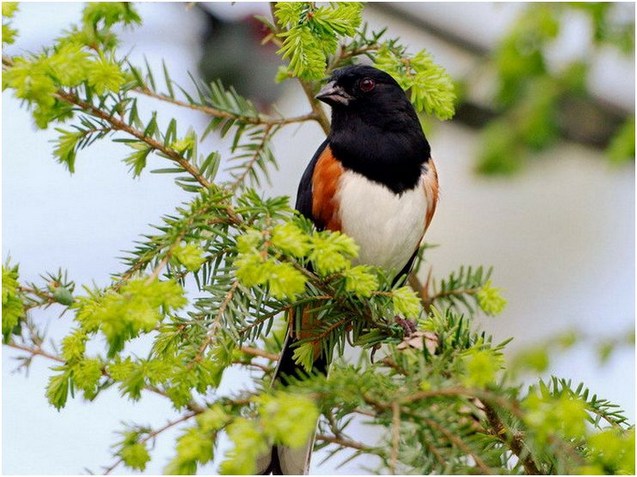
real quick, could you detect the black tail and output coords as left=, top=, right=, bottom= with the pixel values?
left=275, top=333, right=328, bottom=385
left=256, top=332, right=328, bottom=474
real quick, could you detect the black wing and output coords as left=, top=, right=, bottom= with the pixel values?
left=295, top=138, right=330, bottom=224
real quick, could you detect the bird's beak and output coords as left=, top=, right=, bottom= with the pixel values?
left=315, top=81, right=353, bottom=106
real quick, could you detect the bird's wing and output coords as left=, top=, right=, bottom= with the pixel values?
left=295, top=138, right=328, bottom=220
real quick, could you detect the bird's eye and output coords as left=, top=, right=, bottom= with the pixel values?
left=359, top=78, right=375, bottom=92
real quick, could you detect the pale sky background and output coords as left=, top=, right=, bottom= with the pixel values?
left=3, top=2, right=635, bottom=475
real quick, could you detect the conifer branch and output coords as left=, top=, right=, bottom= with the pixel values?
left=227, top=123, right=276, bottom=191
left=5, top=341, right=205, bottom=413
left=422, top=416, right=492, bottom=474
left=135, top=85, right=318, bottom=127
left=483, top=402, right=542, bottom=475
left=390, top=401, right=401, bottom=474
left=191, top=280, right=240, bottom=366
left=102, top=411, right=199, bottom=475
left=6, top=342, right=65, bottom=364
left=299, top=79, right=332, bottom=135
left=54, top=89, right=213, bottom=189
left=268, top=2, right=331, bottom=135
left=315, top=433, right=369, bottom=452
left=240, top=346, right=279, bottom=362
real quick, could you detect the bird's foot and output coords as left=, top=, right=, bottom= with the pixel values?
left=394, top=315, right=417, bottom=337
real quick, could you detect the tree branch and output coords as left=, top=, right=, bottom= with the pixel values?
left=190, top=280, right=240, bottom=367
left=6, top=342, right=65, bottom=364
left=135, top=85, right=318, bottom=127
left=298, top=79, right=331, bottom=135
left=390, top=401, right=401, bottom=474
left=240, top=346, right=279, bottom=362
left=5, top=341, right=205, bottom=413
left=55, top=89, right=214, bottom=189
left=315, top=433, right=369, bottom=452
left=482, top=402, right=542, bottom=475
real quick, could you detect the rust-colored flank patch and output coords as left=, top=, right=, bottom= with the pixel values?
left=423, top=159, right=439, bottom=232
left=311, top=145, right=344, bottom=232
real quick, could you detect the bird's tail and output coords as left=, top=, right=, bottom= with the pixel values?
left=256, top=327, right=328, bottom=475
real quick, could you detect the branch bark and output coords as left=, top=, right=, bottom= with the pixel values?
left=483, top=401, right=543, bottom=475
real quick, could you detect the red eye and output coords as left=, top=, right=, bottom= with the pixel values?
left=359, top=78, right=375, bottom=92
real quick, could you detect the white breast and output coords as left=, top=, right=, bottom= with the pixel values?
left=336, top=170, right=428, bottom=275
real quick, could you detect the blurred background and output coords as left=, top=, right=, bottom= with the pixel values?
left=3, top=2, right=634, bottom=474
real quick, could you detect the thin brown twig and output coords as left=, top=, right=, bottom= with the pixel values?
left=315, top=433, right=369, bottom=452
left=482, top=402, right=542, bottom=475
left=146, top=253, right=173, bottom=283
left=424, top=438, right=447, bottom=469
left=19, top=285, right=57, bottom=305
left=353, top=408, right=376, bottom=418
left=379, top=356, right=408, bottom=375
left=408, top=271, right=430, bottom=307
left=398, top=387, right=524, bottom=419
left=390, top=401, right=401, bottom=474
left=298, top=79, right=331, bottom=135
left=240, top=346, right=279, bottom=362
left=6, top=342, right=65, bottom=363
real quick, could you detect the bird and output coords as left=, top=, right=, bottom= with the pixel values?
left=257, top=64, right=439, bottom=474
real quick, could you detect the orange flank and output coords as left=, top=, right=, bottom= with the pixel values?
left=311, top=146, right=344, bottom=232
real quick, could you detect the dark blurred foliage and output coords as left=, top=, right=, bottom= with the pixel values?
left=475, top=3, right=634, bottom=175
left=196, top=4, right=284, bottom=112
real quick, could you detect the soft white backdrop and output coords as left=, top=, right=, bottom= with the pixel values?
left=3, top=3, right=634, bottom=474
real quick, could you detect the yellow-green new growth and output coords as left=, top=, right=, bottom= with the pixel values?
left=173, top=243, right=206, bottom=272
left=275, top=2, right=363, bottom=80
left=258, top=393, right=320, bottom=448
left=460, top=347, right=504, bottom=388
left=271, top=222, right=311, bottom=258
left=582, top=428, right=635, bottom=474
left=523, top=388, right=588, bottom=444
left=220, top=392, right=319, bottom=474
left=73, top=278, right=187, bottom=356
left=234, top=228, right=308, bottom=299
left=374, top=45, right=456, bottom=120
left=392, top=286, right=422, bottom=317
left=477, top=280, right=507, bottom=315
left=120, top=442, right=150, bottom=472
left=308, top=230, right=359, bottom=276
left=343, top=265, right=379, bottom=298
left=2, top=264, right=24, bottom=342
left=86, top=55, right=126, bottom=94
left=2, top=2, right=19, bottom=46
left=220, top=418, right=269, bottom=474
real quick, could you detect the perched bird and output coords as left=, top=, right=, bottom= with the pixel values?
left=257, top=64, right=439, bottom=474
